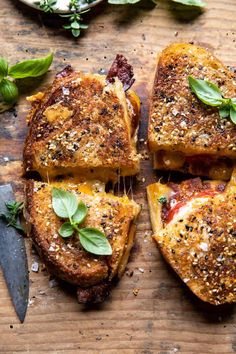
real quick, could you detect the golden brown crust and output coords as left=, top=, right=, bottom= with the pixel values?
left=148, top=43, right=236, bottom=179
left=25, top=180, right=140, bottom=292
left=147, top=174, right=236, bottom=305
left=24, top=70, right=140, bottom=182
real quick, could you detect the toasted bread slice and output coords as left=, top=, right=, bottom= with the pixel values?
left=147, top=172, right=236, bottom=305
left=148, top=43, right=236, bottom=180
left=24, top=63, right=140, bottom=182
left=25, top=179, right=140, bottom=303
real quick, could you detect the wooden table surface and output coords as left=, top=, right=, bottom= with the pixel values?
left=1, top=0, right=236, bottom=353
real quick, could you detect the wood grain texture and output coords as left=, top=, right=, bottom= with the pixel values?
left=1, top=0, right=236, bottom=352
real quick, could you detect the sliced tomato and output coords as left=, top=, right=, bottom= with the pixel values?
left=166, top=190, right=219, bottom=224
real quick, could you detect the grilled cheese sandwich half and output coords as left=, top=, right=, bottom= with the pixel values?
left=24, top=56, right=140, bottom=182
left=25, top=179, right=140, bottom=303
left=147, top=173, right=236, bottom=305
left=148, top=43, right=236, bottom=180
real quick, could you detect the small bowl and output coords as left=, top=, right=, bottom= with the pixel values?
left=18, top=0, right=103, bottom=14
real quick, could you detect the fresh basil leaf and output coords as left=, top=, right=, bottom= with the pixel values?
left=230, top=107, right=236, bottom=124
left=78, top=227, right=112, bottom=256
left=188, top=76, right=224, bottom=107
left=172, top=0, right=206, bottom=6
left=230, top=98, right=236, bottom=111
left=72, top=201, right=88, bottom=225
left=0, top=79, right=18, bottom=103
left=219, top=107, right=230, bottom=119
left=8, top=52, right=53, bottom=79
left=0, top=58, right=8, bottom=81
left=52, top=188, right=78, bottom=219
left=59, top=222, right=74, bottom=238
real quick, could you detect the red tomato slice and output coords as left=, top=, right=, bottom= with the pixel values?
left=166, top=190, right=218, bottom=224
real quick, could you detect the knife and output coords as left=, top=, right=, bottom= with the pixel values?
left=0, top=184, right=29, bottom=323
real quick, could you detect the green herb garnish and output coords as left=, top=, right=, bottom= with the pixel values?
left=158, top=196, right=167, bottom=205
left=0, top=201, right=25, bottom=233
left=60, top=0, right=89, bottom=38
left=52, top=188, right=112, bottom=256
left=34, top=0, right=57, bottom=12
left=34, top=0, right=205, bottom=35
left=172, top=0, right=206, bottom=6
left=0, top=53, right=53, bottom=112
left=188, top=76, right=236, bottom=125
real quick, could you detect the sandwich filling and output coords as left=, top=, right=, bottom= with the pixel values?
left=24, top=56, right=140, bottom=182
left=147, top=174, right=236, bottom=305
left=149, top=43, right=236, bottom=180
left=25, top=180, right=140, bottom=303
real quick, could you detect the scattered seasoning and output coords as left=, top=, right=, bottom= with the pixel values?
left=149, top=44, right=236, bottom=164
left=133, top=288, right=139, bottom=296
left=126, top=270, right=134, bottom=277
left=138, top=267, right=144, bottom=273
left=31, top=261, right=39, bottom=273
left=49, top=278, right=59, bottom=288
left=38, top=290, right=46, bottom=296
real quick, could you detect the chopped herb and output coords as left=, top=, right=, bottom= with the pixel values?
left=34, top=0, right=206, bottom=37
left=158, top=196, right=167, bottom=204
left=0, top=201, right=25, bottom=233
left=60, top=10, right=89, bottom=38
left=52, top=188, right=112, bottom=256
left=34, top=0, right=57, bottom=12
left=188, top=76, right=236, bottom=125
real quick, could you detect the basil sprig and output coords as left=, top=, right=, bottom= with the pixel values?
left=34, top=0, right=57, bottom=13
left=188, top=76, right=236, bottom=124
left=0, top=201, right=25, bottom=233
left=52, top=188, right=112, bottom=256
left=0, top=53, right=53, bottom=112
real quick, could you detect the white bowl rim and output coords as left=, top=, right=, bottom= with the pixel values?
left=18, top=0, right=103, bottom=14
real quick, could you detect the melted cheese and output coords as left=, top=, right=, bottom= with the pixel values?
left=147, top=182, right=172, bottom=233
left=43, top=103, right=73, bottom=123
left=154, top=151, right=232, bottom=180
left=27, top=92, right=45, bottom=102
left=167, top=196, right=213, bottom=226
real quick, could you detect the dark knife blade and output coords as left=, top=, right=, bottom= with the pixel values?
left=0, top=184, right=29, bottom=323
